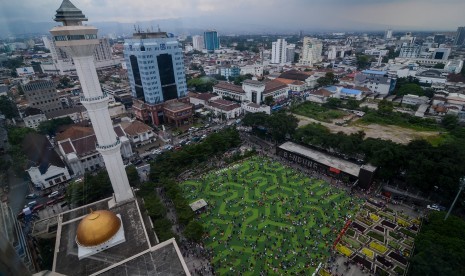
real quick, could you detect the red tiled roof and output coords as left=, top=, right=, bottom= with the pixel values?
left=123, top=120, right=152, bottom=136
left=189, top=92, right=217, bottom=101
left=209, top=99, right=241, bottom=111
left=263, top=80, right=288, bottom=94
left=56, top=126, right=94, bottom=141
left=60, top=140, right=74, bottom=154
left=214, top=82, right=244, bottom=94
left=310, top=89, right=333, bottom=97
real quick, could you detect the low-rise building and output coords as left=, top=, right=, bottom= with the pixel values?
left=213, top=82, right=246, bottom=102
left=220, top=66, right=240, bottom=80
left=307, top=88, right=333, bottom=103
left=240, top=64, right=264, bottom=77
left=355, top=70, right=396, bottom=95
left=241, top=101, right=271, bottom=115
left=402, top=94, right=430, bottom=106
left=57, top=125, right=132, bottom=176
left=22, top=107, right=47, bottom=129
left=121, top=119, right=155, bottom=148
left=189, top=92, right=221, bottom=106
left=207, top=99, right=242, bottom=119
left=23, top=133, right=71, bottom=189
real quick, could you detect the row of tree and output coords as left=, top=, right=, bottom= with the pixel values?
left=242, top=111, right=299, bottom=142
left=409, top=212, right=465, bottom=275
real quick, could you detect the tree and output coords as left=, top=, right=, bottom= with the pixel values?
left=377, top=100, right=394, bottom=114
left=184, top=220, right=204, bottom=242
left=7, top=127, right=36, bottom=145
left=397, top=83, right=424, bottom=97
left=409, top=212, right=465, bottom=276
left=266, top=112, right=299, bottom=142
left=442, top=114, right=459, bottom=130
left=323, top=98, right=342, bottom=109
left=233, top=74, right=253, bottom=85
left=264, top=96, right=274, bottom=106
left=0, top=95, right=19, bottom=119
left=38, top=117, right=74, bottom=136
left=356, top=55, right=371, bottom=70
left=126, top=165, right=140, bottom=186
left=433, top=63, right=445, bottom=69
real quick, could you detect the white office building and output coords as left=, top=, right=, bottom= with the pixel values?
left=271, top=39, right=288, bottom=65
left=192, top=35, right=204, bottom=51
left=300, top=37, right=323, bottom=66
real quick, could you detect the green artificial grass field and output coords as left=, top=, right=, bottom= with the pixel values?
left=181, top=157, right=363, bottom=275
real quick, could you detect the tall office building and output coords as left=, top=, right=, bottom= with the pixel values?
left=434, top=34, right=446, bottom=45
left=124, top=32, right=192, bottom=126
left=22, top=80, right=63, bottom=115
left=385, top=29, right=393, bottom=39
left=50, top=0, right=133, bottom=203
left=192, top=35, right=204, bottom=51
left=286, top=44, right=296, bottom=63
left=124, top=32, right=187, bottom=104
left=204, top=30, right=219, bottom=52
left=299, top=37, right=323, bottom=66
left=454, top=27, right=465, bottom=46
left=271, top=38, right=288, bottom=65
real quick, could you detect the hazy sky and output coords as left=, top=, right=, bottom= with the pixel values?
left=1, top=0, right=464, bottom=31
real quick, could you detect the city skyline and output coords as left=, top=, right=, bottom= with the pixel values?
left=1, top=0, right=465, bottom=37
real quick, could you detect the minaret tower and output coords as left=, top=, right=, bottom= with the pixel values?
left=50, top=0, right=133, bottom=202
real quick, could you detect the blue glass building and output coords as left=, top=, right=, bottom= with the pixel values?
left=204, top=30, right=219, bottom=52
left=124, top=32, right=187, bottom=105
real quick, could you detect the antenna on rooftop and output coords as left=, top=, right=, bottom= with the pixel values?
left=157, top=24, right=161, bottom=32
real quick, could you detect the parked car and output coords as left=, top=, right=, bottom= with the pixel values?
left=26, top=193, right=39, bottom=199
left=47, top=199, right=57, bottom=206
left=427, top=204, right=441, bottom=211
left=27, top=201, right=37, bottom=208
left=48, top=191, right=60, bottom=198
left=32, top=204, right=45, bottom=212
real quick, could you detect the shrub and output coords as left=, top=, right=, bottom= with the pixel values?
left=369, top=241, right=388, bottom=254
left=367, top=231, right=384, bottom=242
left=336, top=243, right=353, bottom=257
left=361, top=247, right=375, bottom=259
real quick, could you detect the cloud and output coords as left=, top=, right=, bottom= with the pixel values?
left=0, top=0, right=463, bottom=32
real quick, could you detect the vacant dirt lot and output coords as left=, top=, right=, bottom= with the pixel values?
left=293, top=114, right=440, bottom=144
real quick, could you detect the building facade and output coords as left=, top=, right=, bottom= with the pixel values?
left=124, top=32, right=187, bottom=105
left=22, top=107, right=47, bottom=129
left=204, top=30, right=219, bottom=52
left=192, top=35, right=204, bottom=51
left=220, top=66, right=240, bottom=80
left=454, top=26, right=465, bottom=46
left=22, top=80, right=63, bottom=115
left=299, top=37, right=323, bottom=66
left=271, top=39, right=287, bottom=65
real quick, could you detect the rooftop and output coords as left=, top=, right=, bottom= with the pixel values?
left=121, top=120, right=152, bottom=136
left=361, top=70, right=387, bottom=75
left=279, top=142, right=361, bottom=177
left=263, top=80, right=288, bottom=94
left=214, top=82, right=244, bottom=94
left=163, top=100, right=192, bottom=112
left=53, top=199, right=153, bottom=275
left=54, top=0, right=88, bottom=24
left=22, top=133, right=66, bottom=174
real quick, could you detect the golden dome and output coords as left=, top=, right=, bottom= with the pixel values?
left=76, top=210, right=121, bottom=247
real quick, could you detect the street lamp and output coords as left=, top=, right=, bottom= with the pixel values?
left=444, top=177, right=465, bottom=220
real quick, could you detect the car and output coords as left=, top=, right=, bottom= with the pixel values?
left=25, top=193, right=39, bottom=199
left=427, top=205, right=441, bottom=211
left=46, top=199, right=57, bottom=206
left=152, top=149, right=162, bottom=155
left=48, top=191, right=60, bottom=198
left=27, top=201, right=37, bottom=208
left=32, top=204, right=45, bottom=212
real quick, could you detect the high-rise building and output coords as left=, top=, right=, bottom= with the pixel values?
left=124, top=32, right=187, bottom=104
left=299, top=37, right=323, bottom=66
left=124, top=32, right=192, bottom=126
left=454, top=27, right=465, bottom=46
left=22, top=80, right=63, bottom=115
left=434, top=34, right=446, bottom=45
left=271, top=38, right=288, bottom=65
left=286, top=44, right=296, bottom=63
left=204, top=30, right=219, bottom=52
left=192, top=35, right=204, bottom=51
left=385, top=29, right=393, bottom=39
left=50, top=0, right=133, bottom=203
